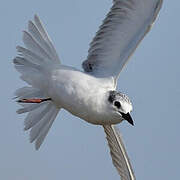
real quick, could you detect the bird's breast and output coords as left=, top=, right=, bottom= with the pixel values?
left=48, top=67, right=114, bottom=124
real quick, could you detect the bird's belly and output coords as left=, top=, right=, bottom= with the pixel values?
left=47, top=67, right=118, bottom=125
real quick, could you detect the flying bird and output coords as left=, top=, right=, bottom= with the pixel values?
left=13, top=0, right=163, bottom=179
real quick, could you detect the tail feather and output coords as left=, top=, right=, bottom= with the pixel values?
left=13, top=15, right=61, bottom=88
left=13, top=56, right=45, bottom=88
left=13, top=56, right=41, bottom=69
left=33, top=14, right=60, bottom=63
left=15, top=86, right=47, bottom=114
left=22, top=15, right=60, bottom=64
left=35, top=106, right=59, bottom=150
left=15, top=87, right=44, bottom=99
left=14, top=57, right=40, bottom=72
left=15, top=87, right=60, bottom=149
left=28, top=20, right=58, bottom=62
left=30, top=104, right=54, bottom=143
left=24, top=103, right=50, bottom=131
left=16, top=46, right=46, bottom=65
left=23, top=31, right=51, bottom=61
left=14, top=15, right=61, bottom=149
left=16, top=103, right=43, bottom=114
left=29, top=104, right=59, bottom=150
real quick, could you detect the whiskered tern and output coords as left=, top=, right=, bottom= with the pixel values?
left=13, top=0, right=163, bottom=179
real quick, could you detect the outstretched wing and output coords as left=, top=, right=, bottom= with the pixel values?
left=103, top=125, right=135, bottom=180
left=82, top=0, right=163, bottom=79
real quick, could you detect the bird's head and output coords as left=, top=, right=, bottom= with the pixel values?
left=108, top=90, right=134, bottom=125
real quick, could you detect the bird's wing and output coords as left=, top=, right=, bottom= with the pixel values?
left=103, top=125, right=135, bottom=180
left=82, top=0, right=163, bottom=80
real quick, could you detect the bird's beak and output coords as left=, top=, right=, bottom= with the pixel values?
left=121, top=112, right=134, bottom=126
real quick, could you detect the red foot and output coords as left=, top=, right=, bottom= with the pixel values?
left=17, top=98, right=51, bottom=103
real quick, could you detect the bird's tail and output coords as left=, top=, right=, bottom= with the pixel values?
left=15, top=87, right=60, bottom=150
left=13, top=15, right=61, bottom=149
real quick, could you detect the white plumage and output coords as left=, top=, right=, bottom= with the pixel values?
left=13, top=0, right=163, bottom=179
left=83, top=0, right=163, bottom=80
left=14, top=15, right=61, bottom=150
left=103, top=125, right=136, bottom=180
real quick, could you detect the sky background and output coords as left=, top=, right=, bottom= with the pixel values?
left=0, top=0, right=179, bottom=179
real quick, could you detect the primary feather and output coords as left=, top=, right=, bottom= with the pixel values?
left=103, top=125, right=135, bottom=180
left=82, top=0, right=163, bottom=79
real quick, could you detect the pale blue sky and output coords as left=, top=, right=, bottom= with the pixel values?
left=0, top=0, right=179, bottom=179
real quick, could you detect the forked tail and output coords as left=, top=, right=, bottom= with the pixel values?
left=13, top=15, right=61, bottom=149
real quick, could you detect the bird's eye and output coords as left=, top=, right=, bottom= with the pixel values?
left=114, top=101, right=121, bottom=109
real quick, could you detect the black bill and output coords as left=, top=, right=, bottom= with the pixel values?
left=121, top=112, right=134, bottom=126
